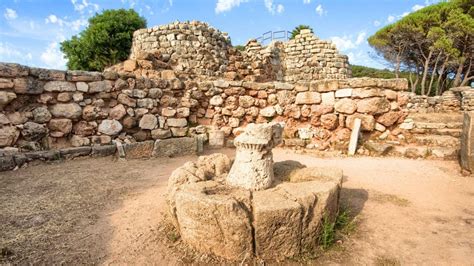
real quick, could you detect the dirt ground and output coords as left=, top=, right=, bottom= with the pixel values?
left=1, top=148, right=474, bottom=265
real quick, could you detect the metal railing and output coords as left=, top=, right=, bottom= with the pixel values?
left=255, top=30, right=291, bottom=45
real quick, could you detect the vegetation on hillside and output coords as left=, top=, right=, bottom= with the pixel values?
left=368, top=0, right=473, bottom=95
left=290, top=25, right=314, bottom=39
left=61, top=9, right=146, bottom=71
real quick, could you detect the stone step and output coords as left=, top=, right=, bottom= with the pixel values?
left=407, top=113, right=463, bottom=124
left=409, top=128, right=462, bottom=137
left=410, top=134, right=460, bottom=148
left=413, top=121, right=463, bottom=130
left=390, top=145, right=458, bottom=160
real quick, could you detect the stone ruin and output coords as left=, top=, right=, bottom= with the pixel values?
left=167, top=122, right=343, bottom=261
left=1, top=20, right=473, bottom=171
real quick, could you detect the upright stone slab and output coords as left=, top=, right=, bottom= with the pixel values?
left=348, top=118, right=361, bottom=156
left=460, top=112, right=474, bottom=172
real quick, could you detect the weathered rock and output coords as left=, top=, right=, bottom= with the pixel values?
left=239, top=95, right=255, bottom=108
left=321, top=114, right=338, bottom=130
left=44, top=81, right=76, bottom=92
left=7, top=112, right=27, bottom=125
left=31, top=107, right=51, bottom=123
left=0, top=126, right=19, bottom=147
left=151, top=128, right=171, bottom=139
left=70, top=135, right=90, bottom=147
left=48, top=119, right=72, bottom=137
left=352, top=88, right=382, bottom=98
left=357, top=97, right=390, bottom=114
left=73, top=121, right=95, bottom=136
left=173, top=181, right=253, bottom=260
left=152, top=137, right=196, bottom=157
left=109, top=104, right=127, bottom=120
left=50, top=103, right=82, bottom=119
left=295, top=92, right=321, bottom=105
left=227, top=123, right=283, bottom=191
left=21, top=122, right=47, bottom=141
left=14, top=77, right=43, bottom=94
left=260, top=106, right=276, bottom=117
left=98, top=119, right=123, bottom=135
left=334, top=98, right=357, bottom=114
left=139, top=114, right=157, bottom=130
left=335, top=88, right=352, bottom=98
left=346, top=114, right=376, bottom=131
left=171, top=127, right=188, bottom=137
left=0, top=91, right=17, bottom=107
left=210, top=95, right=224, bottom=106
left=89, top=80, right=112, bottom=93
left=460, top=112, right=474, bottom=172
left=167, top=118, right=187, bottom=127
left=377, top=111, right=402, bottom=127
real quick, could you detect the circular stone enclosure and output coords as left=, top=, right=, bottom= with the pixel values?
left=167, top=153, right=343, bottom=261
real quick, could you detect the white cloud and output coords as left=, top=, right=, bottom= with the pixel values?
left=412, top=4, right=424, bottom=11
left=330, top=31, right=367, bottom=52
left=0, top=42, right=33, bottom=63
left=4, top=8, right=17, bottom=20
left=40, top=42, right=67, bottom=70
left=215, top=0, right=248, bottom=14
left=315, top=4, right=325, bottom=16
left=330, top=36, right=355, bottom=51
left=276, top=4, right=284, bottom=14
left=387, top=15, right=395, bottom=23
left=373, top=20, right=381, bottom=27
left=355, top=31, right=366, bottom=45
left=71, top=0, right=99, bottom=14
left=303, top=0, right=311, bottom=4
left=264, top=0, right=284, bottom=15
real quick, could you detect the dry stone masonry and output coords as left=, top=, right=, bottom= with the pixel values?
left=0, top=20, right=471, bottom=169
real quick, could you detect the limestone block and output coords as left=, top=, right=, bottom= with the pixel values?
left=32, top=107, right=51, bottom=123
left=139, top=114, right=158, bottom=130
left=174, top=181, right=253, bottom=260
left=260, top=106, right=276, bottom=117
left=0, top=91, right=17, bottom=107
left=253, top=189, right=302, bottom=259
left=0, top=126, right=19, bottom=147
left=152, top=137, right=197, bottom=157
left=48, top=119, right=72, bottom=137
left=346, top=114, right=375, bottom=131
left=295, top=92, right=321, bottom=105
left=44, top=81, right=76, bottom=92
left=357, top=97, right=390, bottom=115
left=335, top=88, right=352, bottom=98
left=89, top=80, right=113, bottom=93
left=98, top=119, right=123, bottom=135
left=460, top=112, right=474, bottom=172
left=334, top=98, right=357, bottom=114
left=167, top=118, right=187, bottom=127
left=321, top=91, right=335, bottom=105
left=377, top=111, right=402, bottom=127
left=49, top=103, right=82, bottom=119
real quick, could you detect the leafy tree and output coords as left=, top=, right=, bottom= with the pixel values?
left=368, top=0, right=473, bottom=95
left=290, top=25, right=313, bottom=39
left=61, top=9, right=146, bottom=71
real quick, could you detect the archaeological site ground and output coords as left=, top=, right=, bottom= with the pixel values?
left=1, top=16, right=474, bottom=265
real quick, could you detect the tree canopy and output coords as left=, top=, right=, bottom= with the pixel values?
left=61, top=9, right=146, bottom=71
left=290, top=25, right=314, bottom=39
left=368, top=0, right=473, bottom=95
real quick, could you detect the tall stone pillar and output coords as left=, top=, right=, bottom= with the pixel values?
left=226, top=123, right=283, bottom=191
left=460, top=112, right=474, bottom=173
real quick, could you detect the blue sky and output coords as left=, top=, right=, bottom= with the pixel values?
left=0, top=0, right=438, bottom=70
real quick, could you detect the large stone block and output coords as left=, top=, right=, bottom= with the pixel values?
left=44, top=81, right=76, bottom=92
left=49, top=103, right=82, bottom=119
left=174, top=181, right=253, bottom=260
left=295, top=92, right=321, bottom=105
left=152, top=137, right=197, bottom=157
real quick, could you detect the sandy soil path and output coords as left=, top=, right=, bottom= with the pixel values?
left=1, top=149, right=473, bottom=265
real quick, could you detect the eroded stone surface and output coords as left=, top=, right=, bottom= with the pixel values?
left=167, top=153, right=343, bottom=261
left=226, top=122, right=283, bottom=191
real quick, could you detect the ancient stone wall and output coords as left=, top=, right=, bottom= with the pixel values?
left=407, top=87, right=474, bottom=113
left=130, top=21, right=231, bottom=78
left=0, top=62, right=409, bottom=154
left=127, top=22, right=350, bottom=83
